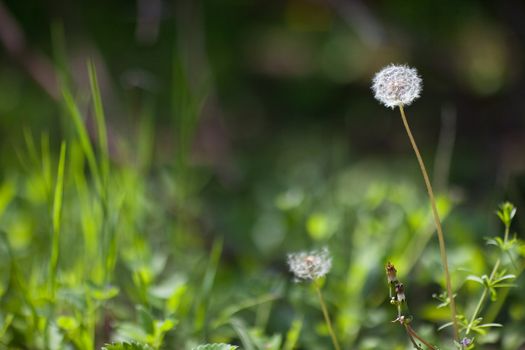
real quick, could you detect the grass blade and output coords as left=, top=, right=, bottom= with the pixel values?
left=49, top=141, right=67, bottom=296
left=282, top=318, right=303, bottom=350
left=195, top=237, right=223, bottom=332
left=87, top=60, right=110, bottom=183
left=61, top=87, right=102, bottom=195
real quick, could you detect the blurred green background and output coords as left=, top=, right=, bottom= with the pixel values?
left=0, top=0, right=524, bottom=349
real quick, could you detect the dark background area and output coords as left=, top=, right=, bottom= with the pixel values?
left=1, top=0, right=525, bottom=206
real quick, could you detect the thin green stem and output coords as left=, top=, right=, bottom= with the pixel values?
left=465, top=259, right=500, bottom=335
left=313, top=281, right=341, bottom=350
left=49, top=142, right=67, bottom=298
left=465, top=288, right=485, bottom=336
left=398, top=105, right=458, bottom=340
left=467, top=217, right=516, bottom=332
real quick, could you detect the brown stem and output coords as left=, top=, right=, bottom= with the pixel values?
left=398, top=105, right=459, bottom=340
left=406, top=324, right=437, bottom=350
left=405, top=326, right=424, bottom=350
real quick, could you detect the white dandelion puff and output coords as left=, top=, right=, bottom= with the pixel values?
left=287, top=247, right=332, bottom=282
left=372, top=64, right=422, bottom=108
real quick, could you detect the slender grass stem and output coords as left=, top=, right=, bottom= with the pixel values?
left=49, top=142, right=67, bottom=297
left=398, top=105, right=458, bottom=340
left=313, top=280, right=341, bottom=350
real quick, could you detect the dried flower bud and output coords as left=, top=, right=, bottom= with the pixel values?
left=392, top=315, right=412, bottom=325
left=386, top=262, right=398, bottom=283
left=287, top=247, right=332, bottom=282
left=395, top=282, right=406, bottom=303
left=372, top=64, right=422, bottom=108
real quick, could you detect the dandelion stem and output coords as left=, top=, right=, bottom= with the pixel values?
left=398, top=105, right=459, bottom=340
left=313, top=280, right=341, bottom=350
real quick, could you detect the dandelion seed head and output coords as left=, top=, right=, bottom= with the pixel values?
left=372, top=64, right=422, bottom=108
left=287, top=247, right=332, bottom=282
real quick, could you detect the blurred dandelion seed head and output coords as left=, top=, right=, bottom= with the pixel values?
left=372, top=64, right=422, bottom=108
left=287, top=247, right=332, bottom=282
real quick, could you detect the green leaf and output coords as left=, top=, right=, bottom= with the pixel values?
left=156, top=318, right=177, bottom=333
left=102, top=342, right=153, bottom=350
left=466, top=275, right=484, bottom=285
left=282, top=318, right=303, bottom=350
left=56, top=315, right=79, bottom=331
left=136, top=305, right=155, bottom=335
left=230, top=318, right=256, bottom=350
left=493, top=274, right=516, bottom=283
left=438, top=322, right=453, bottom=331
left=0, top=313, right=13, bottom=338
left=496, top=202, right=517, bottom=227
left=192, top=344, right=238, bottom=350
left=478, top=323, right=503, bottom=328
left=88, top=283, right=120, bottom=301
left=211, top=293, right=280, bottom=329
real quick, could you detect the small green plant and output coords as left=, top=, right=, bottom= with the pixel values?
left=192, top=344, right=238, bottom=350
left=102, top=342, right=153, bottom=350
left=386, top=201, right=523, bottom=349
left=451, top=202, right=522, bottom=349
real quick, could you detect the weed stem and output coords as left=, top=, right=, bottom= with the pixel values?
left=398, top=105, right=458, bottom=340
left=405, top=324, right=437, bottom=350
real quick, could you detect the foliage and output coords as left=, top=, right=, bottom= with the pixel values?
left=102, top=342, right=153, bottom=350
left=192, top=344, right=238, bottom=350
left=0, top=3, right=524, bottom=349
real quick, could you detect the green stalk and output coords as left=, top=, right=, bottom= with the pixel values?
left=49, top=142, right=67, bottom=297
left=313, top=280, right=341, bottom=350
left=398, top=105, right=458, bottom=340
left=465, top=260, right=500, bottom=335
left=466, top=220, right=509, bottom=334
left=87, top=60, right=109, bottom=185
left=62, top=87, right=103, bottom=196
